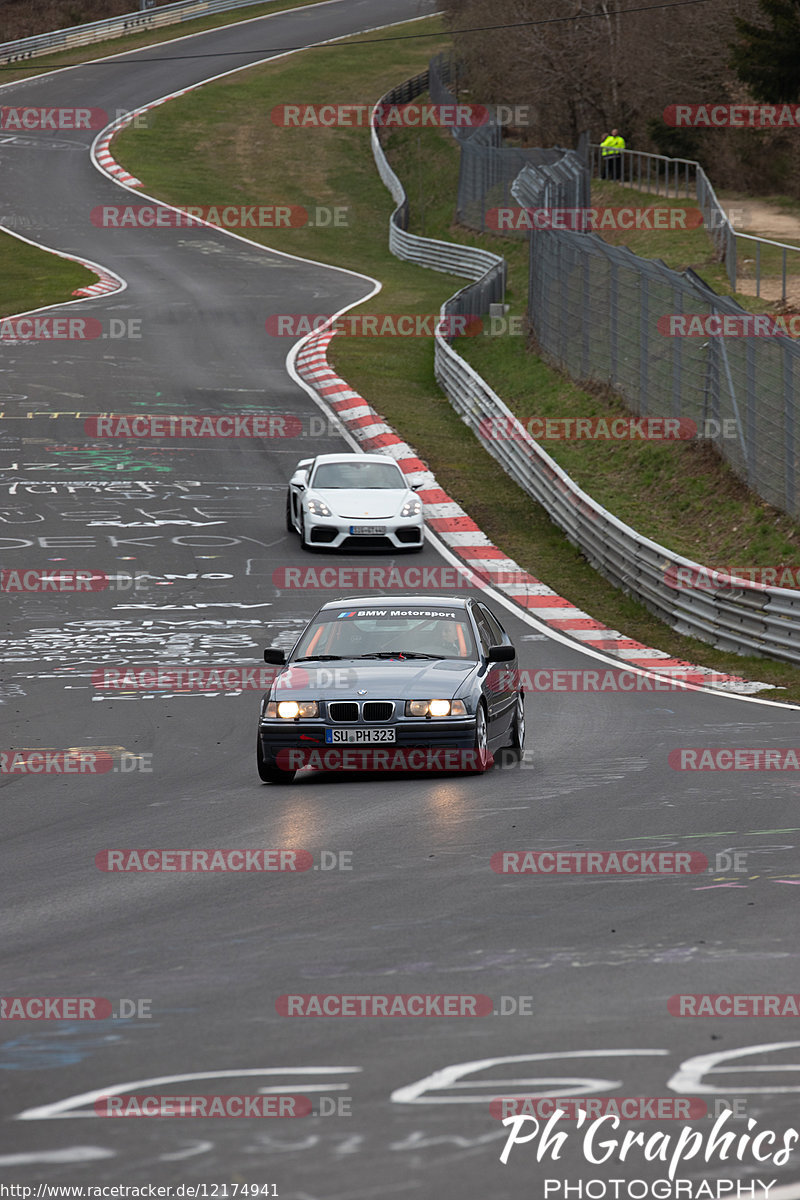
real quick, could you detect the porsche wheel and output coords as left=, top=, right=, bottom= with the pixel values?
left=299, top=511, right=311, bottom=552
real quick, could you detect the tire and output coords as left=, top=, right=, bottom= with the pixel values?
left=468, top=703, right=490, bottom=774
left=257, top=737, right=296, bottom=785
left=298, top=511, right=310, bottom=552
left=285, top=492, right=294, bottom=533
left=505, top=691, right=525, bottom=759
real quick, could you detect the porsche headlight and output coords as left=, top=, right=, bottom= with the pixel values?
left=266, top=700, right=319, bottom=719
left=306, top=498, right=332, bottom=517
left=405, top=699, right=467, bottom=717
left=400, top=496, right=422, bottom=518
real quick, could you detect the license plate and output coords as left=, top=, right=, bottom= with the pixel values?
left=350, top=525, right=385, bottom=535
left=325, top=728, right=396, bottom=744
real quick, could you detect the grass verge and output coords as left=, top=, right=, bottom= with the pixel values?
left=110, top=16, right=800, bottom=698
left=0, top=232, right=95, bottom=317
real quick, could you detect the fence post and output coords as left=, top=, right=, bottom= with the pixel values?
left=639, top=274, right=649, bottom=415
left=703, top=318, right=718, bottom=438
left=582, top=251, right=591, bottom=379
left=673, top=287, right=684, bottom=426
left=717, top=324, right=750, bottom=482
left=610, top=259, right=619, bottom=388
left=785, top=351, right=796, bottom=517
left=528, top=216, right=535, bottom=333
left=745, top=339, right=757, bottom=490
left=559, top=231, right=570, bottom=368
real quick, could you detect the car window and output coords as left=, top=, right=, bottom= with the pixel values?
left=478, top=603, right=506, bottom=646
left=472, top=609, right=494, bottom=656
left=293, top=610, right=477, bottom=659
left=311, top=461, right=406, bottom=490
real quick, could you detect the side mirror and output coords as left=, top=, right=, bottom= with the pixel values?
left=296, top=482, right=306, bottom=491
left=487, top=644, right=515, bottom=662
left=264, top=648, right=286, bottom=665
left=410, top=482, right=422, bottom=490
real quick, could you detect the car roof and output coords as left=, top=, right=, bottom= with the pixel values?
left=309, top=453, right=404, bottom=467
left=319, top=596, right=471, bottom=611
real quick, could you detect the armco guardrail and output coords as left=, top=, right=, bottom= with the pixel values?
left=371, top=72, right=505, bottom=292
left=369, top=68, right=800, bottom=666
left=0, top=0, right=266, bottom=65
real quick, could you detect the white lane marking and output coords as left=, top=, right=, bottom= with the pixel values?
left=257, top=1084, right=350, bottom=1093
left=0, top=1147, right=115, bottom=1164
left=15, top=1066, right=361, bottom=1120
left=391, top=1049, right=668, bottom=1105
left=159, top=1140, right=214, bottom=1161
left=668, top=1041, right=800, bottom=1094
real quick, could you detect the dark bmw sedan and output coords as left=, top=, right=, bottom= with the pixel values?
left=257, top=595, right=524, bottom=784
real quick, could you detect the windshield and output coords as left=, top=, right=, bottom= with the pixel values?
left=311, top=461, right=406, bottom=490
left=294, top=607, right=477, bottom=661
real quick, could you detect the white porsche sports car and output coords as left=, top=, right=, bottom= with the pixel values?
left=285, top=453, right=424, bottom=551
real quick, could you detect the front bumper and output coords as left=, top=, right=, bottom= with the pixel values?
left=259, top=717, right=478, bottom=772
left=305, top=513, right=424, bottom=549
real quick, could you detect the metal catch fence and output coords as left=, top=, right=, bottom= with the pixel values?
left=588, top=143, right=800, bottom=301
left=515, top=157, right=800, bottom=522
left=428, top=52, right=588, bottom=232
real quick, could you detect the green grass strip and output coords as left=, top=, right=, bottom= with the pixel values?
left=0, top=232, right=95, bottom=317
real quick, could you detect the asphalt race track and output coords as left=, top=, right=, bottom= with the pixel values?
left=2, top=2, right=800, bottom=1196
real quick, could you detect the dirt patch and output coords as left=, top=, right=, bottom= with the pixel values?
left=722, top=200, right=800, bottom=304
left=722, top=199, right=800, bottom=240
left=735, top=276, right=800, bottom=305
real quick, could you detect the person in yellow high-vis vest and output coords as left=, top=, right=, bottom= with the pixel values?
left=600, top=130, right=616, bottom=179
left=600, top=128, right=625, bottom=180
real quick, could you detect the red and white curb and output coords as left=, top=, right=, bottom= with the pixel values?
left=92, top=91, right=200, bottom=193
left=85, top=98, right=197, bottom=289
left=94, top=117, right=144, bottom=189
left=72, top=271, right=123, bottom=299
left=295, top=330, right=771, bottom=695
left=73, top=118, right=143, bottom=296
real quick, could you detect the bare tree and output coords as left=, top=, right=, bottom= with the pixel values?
left=441, top=0, right=766, bottom=159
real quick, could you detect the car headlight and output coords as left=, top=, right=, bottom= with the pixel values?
left=266, top=700, right=319, bottom=719
left=405, top=699, right=467, bottom=717
left=400, top=496, right=422, bottom=518
left=306, top=498, right=332, bottom=517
